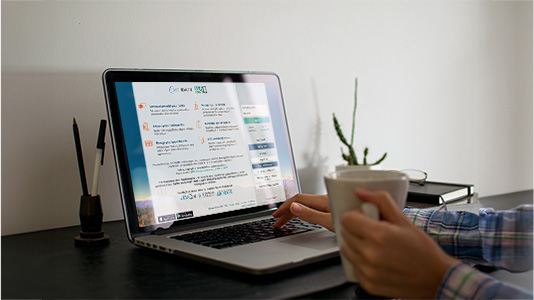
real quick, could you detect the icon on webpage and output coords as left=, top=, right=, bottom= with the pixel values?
left=144, top=140, right=153, bottom=147
left=143, top=122, right=149, bottom=131
left=139, top=102, right=147, bottom=109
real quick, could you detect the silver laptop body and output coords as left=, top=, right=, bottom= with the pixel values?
left=102, top=69, right=338, bottom=274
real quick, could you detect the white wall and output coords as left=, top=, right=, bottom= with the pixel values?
left=2, top=1, right=532, bottom=235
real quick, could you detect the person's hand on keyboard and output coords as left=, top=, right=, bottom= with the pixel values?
left=272, top=194, right=334, bottom=231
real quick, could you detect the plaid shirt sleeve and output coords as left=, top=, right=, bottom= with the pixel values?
left=402, top=205, right=533, bottom=272
left=435, top=263, right=534, bottom=299
left=403, top=205, right=533, bottom=299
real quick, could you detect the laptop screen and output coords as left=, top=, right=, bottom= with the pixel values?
left=103, top=70, right=299, bottom=234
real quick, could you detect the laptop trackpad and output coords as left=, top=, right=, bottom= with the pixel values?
left=281, top=230, right=338, bottom=251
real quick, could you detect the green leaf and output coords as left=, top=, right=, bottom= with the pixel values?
left=350, top=78, right=358, bottom=147
left=333, top=114, right=350, bottom=148
left=371, top=152, right=388, bottom=166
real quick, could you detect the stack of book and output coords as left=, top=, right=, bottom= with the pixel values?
left=407, top=181, right=474, bottom=206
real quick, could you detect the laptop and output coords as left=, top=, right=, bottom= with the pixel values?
left=102, top=69, right=338, bottom=274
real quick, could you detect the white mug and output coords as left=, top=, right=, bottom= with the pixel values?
left=324, top=169, right=409, bottom=283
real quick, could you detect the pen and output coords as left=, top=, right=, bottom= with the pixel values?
left=73, top=118, right=89, bottom=196
left=91, top=119, right=107, bottom=196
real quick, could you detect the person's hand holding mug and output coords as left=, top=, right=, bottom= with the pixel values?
left=273, top=188, right=460, bottom=299
left=341, top=188, right=460, bottom=298
left=324, top=169, right=410, bottom=283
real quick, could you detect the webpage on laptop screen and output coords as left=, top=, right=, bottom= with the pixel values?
left=116, top=81, right=297, bottom=227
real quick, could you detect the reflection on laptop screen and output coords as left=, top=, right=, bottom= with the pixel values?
left=114, top=80, right=298, bottom=228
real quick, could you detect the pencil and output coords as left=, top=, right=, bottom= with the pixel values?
left=73, top=118, right=89, bottom=196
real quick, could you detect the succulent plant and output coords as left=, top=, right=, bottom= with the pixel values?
left=333, top=78, right=387, bottom=166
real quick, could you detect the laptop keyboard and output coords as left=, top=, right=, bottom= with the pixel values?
left=171, top=218, right=323, bottom=249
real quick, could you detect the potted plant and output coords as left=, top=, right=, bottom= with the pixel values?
left=333, top=78, right=387, bottom=170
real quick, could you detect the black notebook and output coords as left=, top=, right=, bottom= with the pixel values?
left=407, top=181, right=474, bottom=205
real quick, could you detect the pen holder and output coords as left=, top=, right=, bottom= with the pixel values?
left=74, top=194, right=110, bottom=246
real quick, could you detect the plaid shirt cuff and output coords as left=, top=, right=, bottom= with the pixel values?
left=436, top=263, right=534, bottom=299
left=436, top=263, right=488, bottom=299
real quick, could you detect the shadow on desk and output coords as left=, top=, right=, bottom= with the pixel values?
left=2, top=220, right=351, bottom=299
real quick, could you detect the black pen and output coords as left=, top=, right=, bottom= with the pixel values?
left=73, top=118, right=89, bottom=196
left=91, top=119, right=107, bottom=196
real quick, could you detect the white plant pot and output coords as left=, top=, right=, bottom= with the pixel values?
left=335, top=164, right=382, bottom=172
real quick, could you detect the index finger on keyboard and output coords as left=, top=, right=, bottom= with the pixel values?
left=273, top=213, right=295, bottom=228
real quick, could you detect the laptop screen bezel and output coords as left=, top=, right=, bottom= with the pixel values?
left=102, top=69, right=300, bottom=238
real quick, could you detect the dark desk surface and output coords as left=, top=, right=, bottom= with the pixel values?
left=1, top=221, right=355, bottom=299
left=2, top=190, right=532, bottom=299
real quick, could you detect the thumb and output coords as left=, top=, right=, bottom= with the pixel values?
left=290, top=202, right=334, bottom=231
left=355, top=188, right=407, bottom=225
